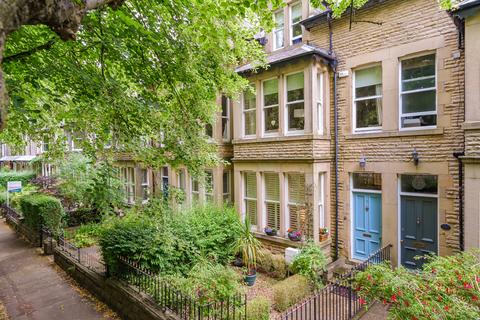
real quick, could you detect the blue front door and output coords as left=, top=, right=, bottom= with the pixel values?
left=353, top=192, right=382, bottom=260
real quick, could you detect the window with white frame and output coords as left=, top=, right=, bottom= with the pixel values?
left=205, top=170, right=214, bottom=202
left=286, top=72, right=305, bottom=132
left=317, top=72, right=324, bottom=135
left=177, top=169, right=186, bottom=191
left=263, top=78, right=279, bottom=134
left=243, top=89, right=256, bottom=137
left=141, top=169, right=150, bottom=202
left=264, top=172, right=280, bottom=231
left=354, top=65, right=382, bottom=131
left=400, top=54, right=436, bottom=129
left=287, top=173, right=305, bottom=231
left=273, top=10, right=284, bottom=50
left=70, top=132, right=83, bottom=151
left=221, top=96, right=230, bottom=141
left=244, top=172, right=257, bottom=226
left=191, top=176, right=200, bottom=202
left=223, top=170, right=231, bottom=203
left=290, top=2, right=302, bottom=45
left=161, top=167, right=169, bottom=198
left=120, top=167, right=135, bottom=204
left=318, top=173, right=325, bottom=228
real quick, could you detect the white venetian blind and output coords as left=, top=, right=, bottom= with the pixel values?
left=264, top=172, right=280, bottom=230
left=244, top=172, right=257, bottom=226
left=288, top=173, right=305, bottom=230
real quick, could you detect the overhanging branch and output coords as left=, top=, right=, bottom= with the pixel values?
left=3, top=38, right=57, bottom=63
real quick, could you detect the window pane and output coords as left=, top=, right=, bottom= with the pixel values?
left=402, top=54, right=435, bottom=81
left=401, top=114, right=437, bottom=128
left=275, top=30, right=284, bottom=48
left=356, top=98, right=382, bottom=128
left=287, top=72, right=304, bottom=102
left=223, top=171, right=230, bottom=194
left=352, top=173, right=382, bottom=191
left=264, top=106, right=279, bottom=132
left=291, top=3, right=302, bottom=23
left=244, top=111, right=256, bottom=136
left=401, top=175, right=437, bottom=194
left=288, top=102, right=305, bottom=130
left=244, top=90, right=256, bottom=111
left=163, top=167, right=169, bottom=177
left=288, top=173, right=305, bottom=203
left=356, top=84, right=382, bottom=98
left=292, top=24, right=302, bottom=39
left=402, top=90, right=436, bottom=114
left=245, top=172, right=257, bottom=198
left=263, top=79, right=278, bottom=106
left=265, top=173, right=279, bottom=201
left=221, top=96, right=228, bottom=116
left=246, top=200, right=257, bottom=225
left=275, top=11, right=284, bottom=28
left=355, top=66, right=381, bottom=90
left=205, top=170, right=213, bottom=194
left=222, top=118, right=229, bottom=140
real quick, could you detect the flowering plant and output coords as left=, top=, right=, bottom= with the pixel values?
left=355, top=250, right=480, bottom=319
left=319, top=228, right=329, bottom=235
left=264, top=227, right=277, bottom=236
left=287, top=228, right=302, bottom=241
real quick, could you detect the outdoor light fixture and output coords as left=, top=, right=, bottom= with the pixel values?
left=359, top=155, right=366, bottom=168
left=412, top=148, right=419, bottom=166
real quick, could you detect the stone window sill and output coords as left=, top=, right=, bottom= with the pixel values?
left=345, top=127, right=444, bottom=140
left=233, top=134, right=331, bottom=144
left=253, top=232, right=332, bottom=248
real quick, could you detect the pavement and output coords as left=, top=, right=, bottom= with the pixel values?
left=0, top=219, right=110, bottom=320
left=358, top=302, right=389, bottom=319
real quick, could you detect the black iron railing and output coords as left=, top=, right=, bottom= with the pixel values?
left=1, top=204, right=42, bottom=247
left=57, top=234, right=107, bottom=274
left=115, top=257, right=247, bottom=320
left=277, top=244, right=393, bottom=320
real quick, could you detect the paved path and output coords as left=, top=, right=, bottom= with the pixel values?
left=0, top=219, right=109, bottom=320
left=359, top=302, right=389, bottom=319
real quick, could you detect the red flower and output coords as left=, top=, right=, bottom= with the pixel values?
left=444, top=306, right=449, bottom=311
left=472, top=295, right=478, bottom=301
left=404, top=300, right=410, bottom=307
left=359, top=298, right=367, bottom=306
left=431, top=268, right=437, bottom=274
left=382, top=299, right=387, bottom=305
left=464, top=282, right=473, bottom=289
left=390, top=295, right=397, bottom=303
left=367, top=275, right=372, bottom=281
left=476, top=276, right=480, bottom=283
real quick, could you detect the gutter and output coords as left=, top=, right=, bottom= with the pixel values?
left=453, top=152, right=465, bottom=251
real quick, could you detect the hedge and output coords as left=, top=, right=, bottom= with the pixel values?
left=19, top=193, right=65, bottom=235
left=273, top=275, right=312, bottom=312
left=0, top=170, right=35, bottom=187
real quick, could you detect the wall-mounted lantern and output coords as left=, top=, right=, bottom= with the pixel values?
left=359, top=155, right=366, bottom=168
left=412, top=148, right=420, bottom=166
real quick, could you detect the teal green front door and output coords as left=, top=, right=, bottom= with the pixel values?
left=353, top=192, right=382, bottom=260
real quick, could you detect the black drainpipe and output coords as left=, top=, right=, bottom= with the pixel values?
left=454, top=152, right=465, bottom=251
left=327, top=10, right=340, bottom=260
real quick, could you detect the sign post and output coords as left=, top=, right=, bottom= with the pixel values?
left=6, top=181, right=22, bottom=207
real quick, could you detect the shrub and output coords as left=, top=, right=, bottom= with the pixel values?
left=169, top=259, right=243, bottom=304
left=99, top=204, right=242, bottom=276
left=257, top=249, right=287, bottom=279
left=246, top=297, right=271, bottom=320
left=0, top=170, right=35, bottom=187
left=290, top=241, right=327, bottom=288
left=67, top=223, right=101, bottom=248
left=66, top=208, right=102, bottom=227
left=356, top=250, right=480, bottom=320
left=273, top=274, right=312, bottom=312
left=19, top=193, right=64, bottom=235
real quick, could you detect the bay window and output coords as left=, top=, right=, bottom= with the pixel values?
left=264, top=172, right=280, bottom=231
left=243, top=89, right=256, bottom=137
left=286, top=72, right=305, bottom=132
left=244, top=172, right=257, bottom=226
left=273, top=10, right=284, bottom=50
left=287, top=173, right=305, bottom=231
left=290, top=2, right=302, bottom=44
left=354, top=65, right=382, bottom=132
left=221, top=96, right=230, bottom=141
left=263, top=79, right=279, bottom=134
left=400, top=54, right=436, bottom=129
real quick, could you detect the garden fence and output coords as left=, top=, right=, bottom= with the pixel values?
left=115, top=257, right=247, bottom=320
left=57, top=234, right=107, bottom=274
left=277, top=244, right=393, bottom=320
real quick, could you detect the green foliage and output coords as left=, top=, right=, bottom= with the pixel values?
left=355, top=250, right=480, bottom=320
left=168, top=259, right=243, bottom=304
left=232, top=217, right=263, bottom=274
left=273, top=274, right=312, bottom=312
left=55, top=153, right=124, bottom=213
left=66, top=208, right=102, bottom=226
left=66, top=223, right=102, bottom=248
left=257, top=249, right=287, bottom=279
left=99, top=204, right=242, bottom=276
left=18, top=193, right=64, bottom=234
left=246, top=297, right=271, bottom=320
left=290, top=241, right=328, bottom=288
left=0, top=170, right=35, bottom=187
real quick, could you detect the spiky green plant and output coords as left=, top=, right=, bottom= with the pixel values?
left=233, top=217, right=263, bottom=275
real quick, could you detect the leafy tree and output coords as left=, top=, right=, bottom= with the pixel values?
left=355, top=251, right=480, bottom=320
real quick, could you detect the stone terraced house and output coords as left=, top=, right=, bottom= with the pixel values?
left=4, top=0, right=478, bottom=270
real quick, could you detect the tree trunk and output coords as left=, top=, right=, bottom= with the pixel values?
left=0, top=0, right=124, bottom=130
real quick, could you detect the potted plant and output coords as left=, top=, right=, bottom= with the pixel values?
left=233, top=217, right=262, bottom=286
left=319, top=227, right=329, bottom=242
left=264, top=227, right=277, bottom=236
left=287, top=228, right=302, bottom=242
